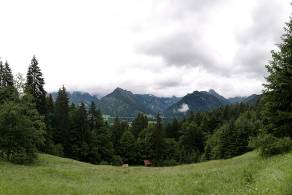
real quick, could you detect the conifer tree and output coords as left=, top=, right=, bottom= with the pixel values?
left=54, top=86, right=70, bottom=152
left=46, top=94, right=54, bottom=115
left=89, top=102, right=98, bottom=130
left=166, top=118, right=180, bottom=139
left=41, top=94, right=56, bottom=154
left=3, top=61, right=14, bottom=87
left=111, top=117, right=127, bottom=149
left=88, top=102, right=104, bottom=130
left=119, top=130, right=136, bottom=163
left=262, top=17, right=292, bottom=138
left=95, top=109, right=104, bottom=129
left=180, top=122, right=204, bottom=153
left=96, top=126, right=114, bottom=162
left=131, top=113, right=148, bottom=137
left=25, top=56, right=47, bottom=115
left=151, top=113, right=165, bottom=160
left=70, top=102, right=93, bottom=161
left=0, top=60, right=14, bottom=88
left=0, top=60, right=18, bottom=103
left=136, top=126, right=153, bottom=160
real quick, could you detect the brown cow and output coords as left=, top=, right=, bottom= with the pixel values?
left=144, top=160, right=152, bottom=166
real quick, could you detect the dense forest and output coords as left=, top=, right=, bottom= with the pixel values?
left=0, top=17, right=292, bottom=166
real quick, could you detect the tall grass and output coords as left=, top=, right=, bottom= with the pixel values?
left=0, top=151, right=291, bottom=194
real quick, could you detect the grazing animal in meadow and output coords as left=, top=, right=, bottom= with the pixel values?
left=144, top=160, right=152, bottom=166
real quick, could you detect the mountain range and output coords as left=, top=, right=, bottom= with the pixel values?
left=50, top=88, right=260, bottom=117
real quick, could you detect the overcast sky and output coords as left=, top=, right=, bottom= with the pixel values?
left=0, top=0, right=290, bottom=97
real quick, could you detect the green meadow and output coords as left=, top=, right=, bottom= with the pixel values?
left=0, top=151, right=292, bottom=195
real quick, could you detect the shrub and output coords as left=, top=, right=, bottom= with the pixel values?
left=161, top=159, right=178, bottom=166
left=8, top=147, right=37, bottom=164
left=179, top=150, right=200, bottom=164
left=249, top=134, right=292, bottom=157
left=99, top=161, right=109, bottom=165
left=111, top=155, right=123, bottom=166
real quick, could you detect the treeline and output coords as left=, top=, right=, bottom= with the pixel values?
left=0, top=54, right=291, bottom=166
left=0, top=55, right=266, bottom=166
left=0, top=56, right=260, bottom=166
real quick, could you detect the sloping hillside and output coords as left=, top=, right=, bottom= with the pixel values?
left=0, top=151, right=291, bottom=194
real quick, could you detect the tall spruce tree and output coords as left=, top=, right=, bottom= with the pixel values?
left=3, top=61, right=14, bottom=87
left=180, top=122, right=204, bottom=153
left=69, top=102, right=92, bottom=161
left=119, top=130, right=136, bottom=163
left=89, top=102, right=98, bottom=130
left=41, top=94, right=56, bottom=153
left=166, top=118, right=180, bottom=139
left=25, top=56, right=47, bottom=115
left=262, top=17, right=292, bottom=138
left=88, top=102, right=103, bottom=130
left=96, top=125, right=114, bottom=162
left=131, top=113, right=148, bottom=137
left=0, top=60, right=18, bottom=103
left=54, top=86, right=70, bottom=153
left=112, top=117, right=127, bottom=150
left=151, top=113, right=165, bottom=160
left=0, top=60, right=14, bottom=88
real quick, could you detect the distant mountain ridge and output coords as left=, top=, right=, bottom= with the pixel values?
left=97, top=87, right=181, bottom=117
left=50, top=88, right=260, bottom=117
left=228, top=96, right=247, bottom=104
left=203, top=89, right=230, bottom=105
left=51, top=91, right=100, bottom=107
left=164, top=90, right=224, bottom=117
left=97, top=88, right=152, bottom=117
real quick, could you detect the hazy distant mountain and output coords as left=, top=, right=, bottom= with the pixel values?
left=97, top=88, right=181, bottom=117
left=50, top=88, right=260, bottom=117
left=227, top=96, right=246, bottom=104
left=97, top=88, right=153, bottom=117
left=51, top=91, right=99, bottom=106
left=242, top=94, right=261, bottom=106
left=136, top=94, right=181, bottom=113
left=205, top=89, right=230, bottom=105
left=164, top=90, right=224, bottom=116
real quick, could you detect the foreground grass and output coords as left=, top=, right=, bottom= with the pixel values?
left=0, top=151, right=292, bottom=195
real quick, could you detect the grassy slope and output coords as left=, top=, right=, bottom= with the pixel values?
left=0, top=151, right=292, bottom=195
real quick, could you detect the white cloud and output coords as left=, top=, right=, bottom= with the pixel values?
left=0, top=0, right=290, bottom=97
left=178, top=103, right=189, bottom=113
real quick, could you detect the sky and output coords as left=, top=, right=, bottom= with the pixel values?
left=0, top=0, right=291, bottom=98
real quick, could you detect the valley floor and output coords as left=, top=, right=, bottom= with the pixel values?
left=0, top=151, right=292, bottom=195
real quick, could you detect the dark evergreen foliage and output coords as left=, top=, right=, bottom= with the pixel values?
left=131, top=113, right=148, bottom=137
left=262, top=17, right=292, bottom=138
left=119, top=130, right=137, bottom=163
left=0, top=97, right=45, bottom=164
left=53, top=86, right=70, bottom=152
left=151, top=113, right=165, bottom=161
left=25, top=56, right=47, bottom=115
